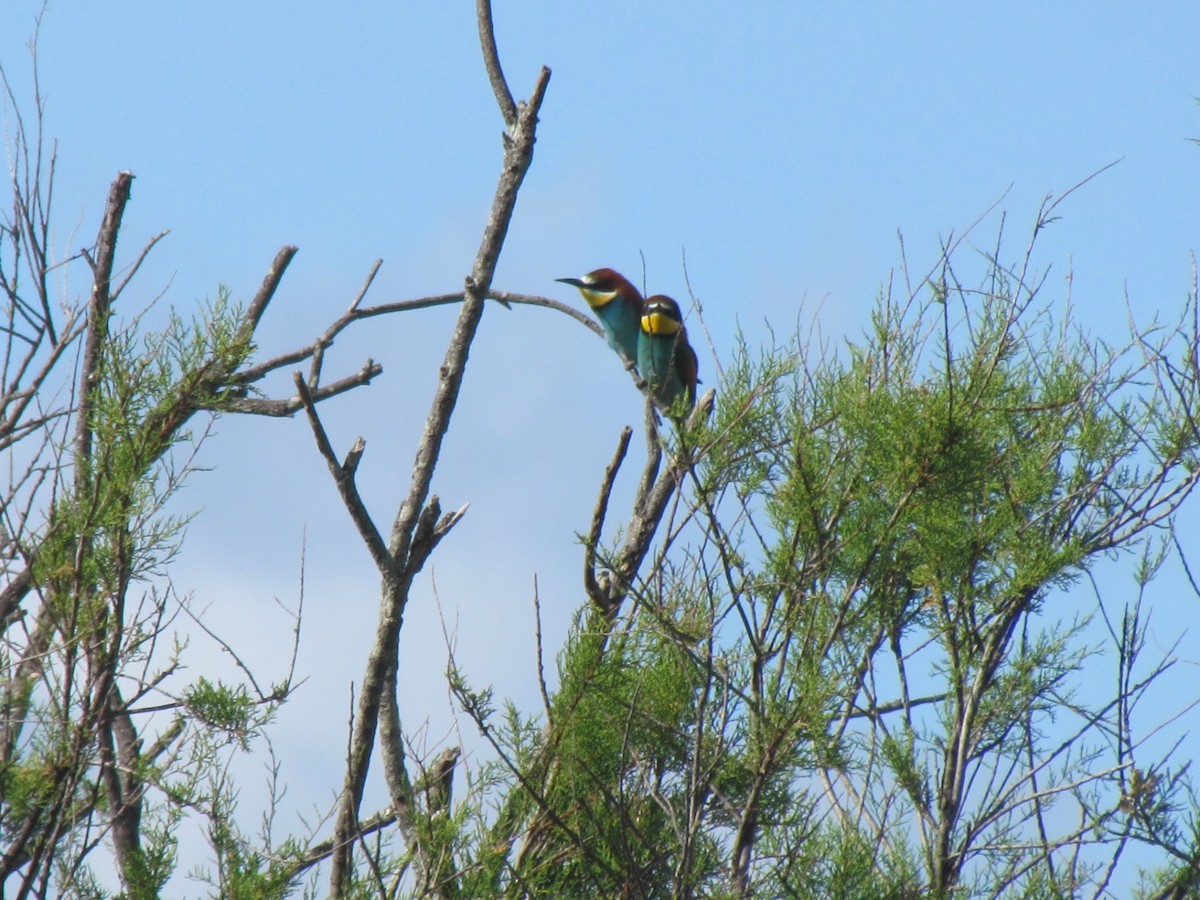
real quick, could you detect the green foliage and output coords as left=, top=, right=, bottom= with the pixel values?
left=767, top=819, right=923, bottom=899
left=206, top=821, right=300, bottom=900
left=184, top=678, right=257, bottom=747
left=0, top=280, right=291, bottom=897
left=6, top=128, right=1198, bottom=898
left=188, top=780, right=303, bottom=900
left=508, top=613, right=708, bottom=896
left=442, top=226, right=1200, bottom=898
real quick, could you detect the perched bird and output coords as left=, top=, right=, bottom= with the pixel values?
left=556, top=268, right=644, bottom=366
left=638, top=294, right=699, bottom=413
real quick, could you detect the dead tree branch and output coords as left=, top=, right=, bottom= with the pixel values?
left=322, top=2, right=551, bottom=893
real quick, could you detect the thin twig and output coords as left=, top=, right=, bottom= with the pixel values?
left=533, top=576, right=552, bottom=720
left=224, top=361, right=382, bottom=416
left=584, top=427, right=632, bottom=612
left=111, top=230, right=170, bottom=302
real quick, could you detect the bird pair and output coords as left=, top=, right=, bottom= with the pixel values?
left=557, top=268, right=699, bottom=415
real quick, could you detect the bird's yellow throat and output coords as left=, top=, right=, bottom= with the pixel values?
left=641, top=311, right=681, bottom=335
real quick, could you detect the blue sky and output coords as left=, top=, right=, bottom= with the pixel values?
left=4, top=1, right=1200, bottom=890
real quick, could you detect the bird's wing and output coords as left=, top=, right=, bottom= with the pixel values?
left=676, top=330, right=700, bottom=401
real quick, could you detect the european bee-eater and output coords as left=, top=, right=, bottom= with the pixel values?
left=638, top=294, right=698, bottom=413
left=556, top=268, right=644, bottom=366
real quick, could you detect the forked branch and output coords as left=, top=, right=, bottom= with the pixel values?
left=323, top=2, right=551, bottom=894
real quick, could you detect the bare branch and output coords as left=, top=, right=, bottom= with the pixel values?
left=223, top=359, right=382, bottom=416
left=389, top=67, right=551, bottom=574
left=310, top=259, right=383, bottom=386
left=283, top=808, right=400, bottom=880
left=294, top=373, right=391, bottom=572
left=533, top=576, right=552, bottom=720
left=585, top=427, right=632, bottom=613
left=235, top=245, right=298, bottom=348
left=75, top=171, right=134, bottom=469
left=232, top=288, right=602, bottom=394
left=330, top=26, right=552, bottom=893
left=476, top=0, right=517, bottom=126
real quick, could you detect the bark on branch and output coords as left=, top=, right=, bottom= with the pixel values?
left=324, top=3, right=551, bottom=894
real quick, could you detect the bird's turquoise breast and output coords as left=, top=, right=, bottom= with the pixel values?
left=638, top=331, right=684, bottom=409
left=596, top=298, right=641, bottom=364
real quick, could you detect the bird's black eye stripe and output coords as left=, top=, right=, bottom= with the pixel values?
left=647, top=300, right=680, bottom=319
